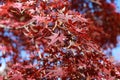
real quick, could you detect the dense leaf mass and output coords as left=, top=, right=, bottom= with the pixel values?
left=0, top=0, right=120, bottom=79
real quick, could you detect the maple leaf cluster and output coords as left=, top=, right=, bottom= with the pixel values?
left=0, top=0, right=120, bottom=79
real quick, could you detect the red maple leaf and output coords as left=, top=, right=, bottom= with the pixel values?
left=47, top=33, right=59, bottom=45
left=46, top=32, right=66, bottom=46
left=0, top=1, right=13, bottom=15
left=44, top=67, right=67, bottom=78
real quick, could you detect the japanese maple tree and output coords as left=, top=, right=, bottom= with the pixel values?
left=0, top=0, right=120, bottom=80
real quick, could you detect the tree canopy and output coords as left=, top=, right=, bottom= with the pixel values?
left=0, top=0, right=120, bottom=79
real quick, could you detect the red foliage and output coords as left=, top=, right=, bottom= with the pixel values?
left=71, top=0, right=120, bottom=46
left=0, top=0, right=119, bottom=79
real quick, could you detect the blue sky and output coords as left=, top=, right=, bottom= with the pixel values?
left=115, top=0, right=120, bottom=12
